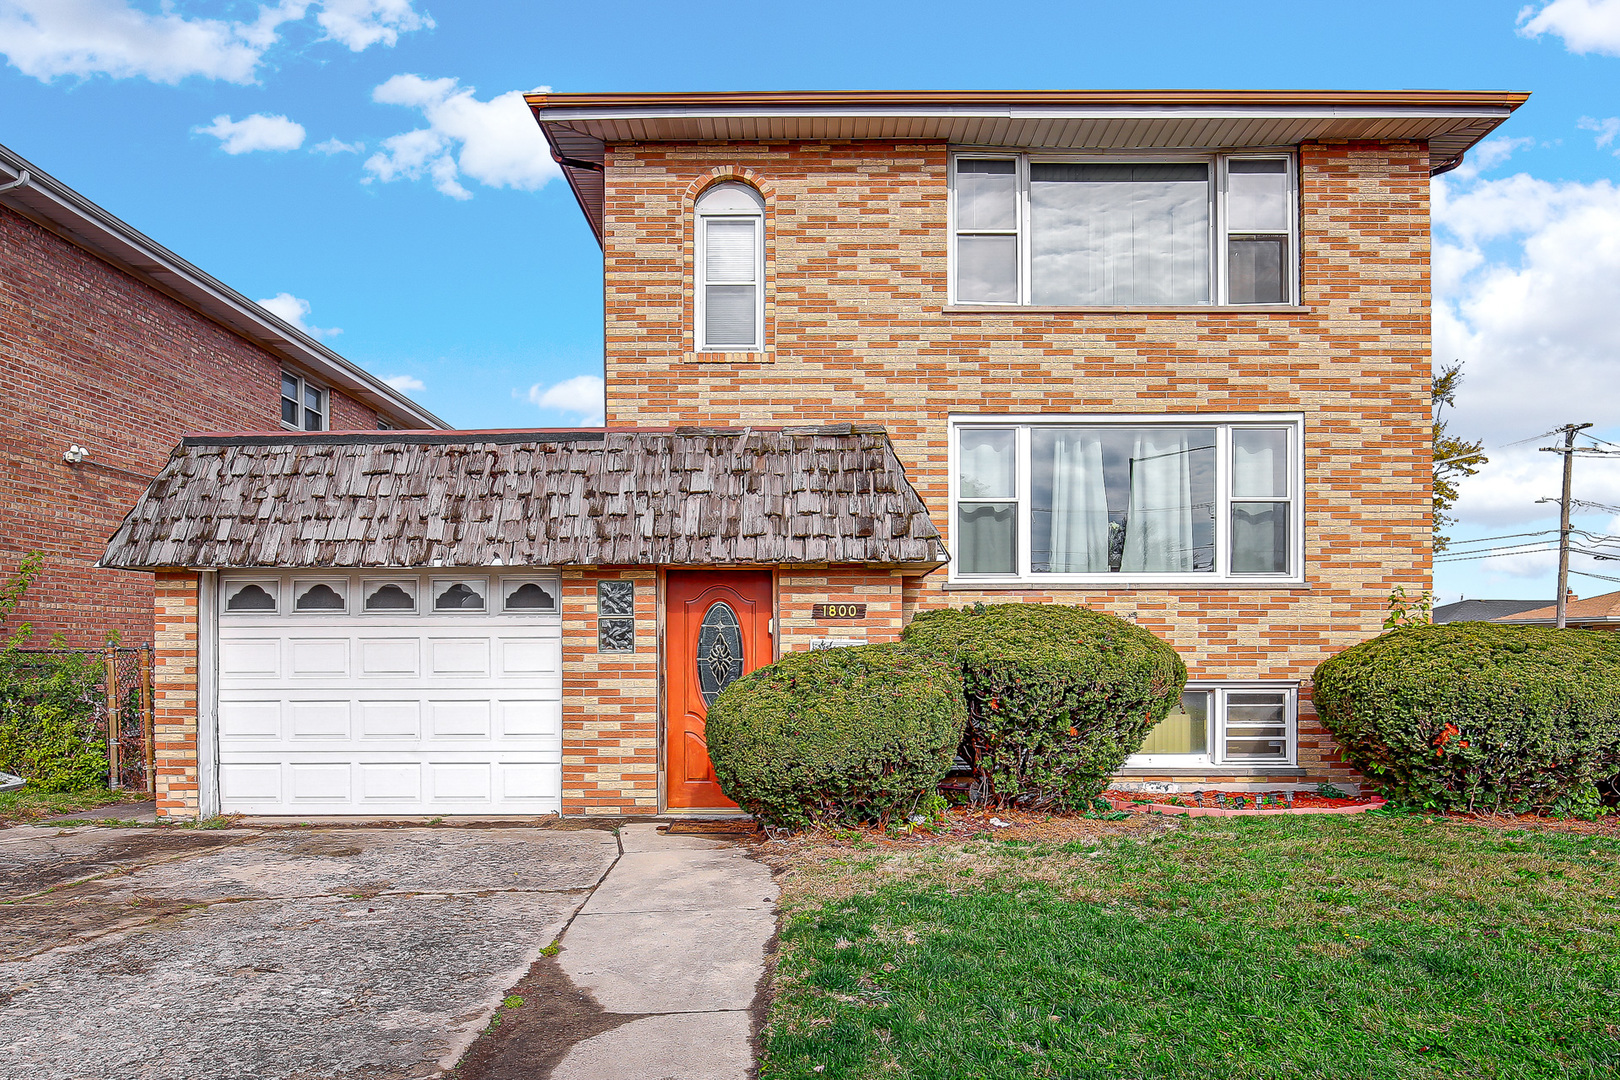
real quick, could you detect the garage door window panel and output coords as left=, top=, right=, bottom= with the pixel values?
left=502, top=578, right=559, bottom=613
left=363, top=580, right=418, bottom=613
left=293, top=580, right=347, bottom=613
left=433, top=579, right=488, bottom=612
left=225, top=580, right=278, bottom=613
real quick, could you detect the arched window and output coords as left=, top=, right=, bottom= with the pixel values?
left=695, top=182, right=764, bottom=351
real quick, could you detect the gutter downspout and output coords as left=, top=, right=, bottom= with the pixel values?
left=0, top=168, right=30, bottom=194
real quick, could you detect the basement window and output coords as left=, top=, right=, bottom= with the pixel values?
left=1129, top=685, right=1297, bottom=767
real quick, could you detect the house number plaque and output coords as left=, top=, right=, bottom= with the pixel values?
left=811, top=603, right=866, bottom=620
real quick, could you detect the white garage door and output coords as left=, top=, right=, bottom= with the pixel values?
left=215, top=571, right=562, bottom=815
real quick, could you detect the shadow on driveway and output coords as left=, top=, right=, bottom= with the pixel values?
left=0, top=823, right=619, bottom=1079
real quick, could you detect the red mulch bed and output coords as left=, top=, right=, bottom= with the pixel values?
left=1106, top=788, right=1374, bottom=810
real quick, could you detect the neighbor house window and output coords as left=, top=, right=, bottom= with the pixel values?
left=1130, top=685, right=1296, bottom=767
left=695, top=182, right=765, bottom=350
left=950, top=153, right=1296, bottom=306
left=280, top=372, right=327, bottom=431
left=950, top=417, right=1301, bottom=582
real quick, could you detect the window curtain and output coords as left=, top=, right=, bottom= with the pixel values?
left=1121, top=429, right=1196, bottom=572
left=1047, top=431, right=1110, bottom=572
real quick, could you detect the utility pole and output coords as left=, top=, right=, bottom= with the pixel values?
left=1540, top=423, right=1593, bottom=629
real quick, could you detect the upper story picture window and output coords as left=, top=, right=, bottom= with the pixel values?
left=951, top=416, right=1302, bottom=584
left=950, top=153, right=1296, bottom=307
left=281, top=372, right=327, bottom=431
left=695, top=182, right=765, bottom=350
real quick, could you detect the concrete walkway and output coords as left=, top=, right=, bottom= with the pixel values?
left=551, top=822, right=778, bottom=1080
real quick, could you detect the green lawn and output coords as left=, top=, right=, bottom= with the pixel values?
left=761, top=814, right=1620, bottom=1080
left=0, top=786, right=148, bottom=825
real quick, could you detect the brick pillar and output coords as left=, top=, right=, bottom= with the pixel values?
left=152, top=571, right=201, bottom=819
left=560, top=568, right=660, bottom=815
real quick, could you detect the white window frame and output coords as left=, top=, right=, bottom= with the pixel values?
left=695, top=184, right=766, bottom=352
left=947, top=413, right=1305, bottom=586
left=947, top=150, right=1298, bottom=307
left=1127, top=682, right=1298, bottom=768
left=280, top=371, right=328, bottom=432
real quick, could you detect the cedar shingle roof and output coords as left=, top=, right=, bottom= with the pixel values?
left=100, top=426, right=947, bottom=571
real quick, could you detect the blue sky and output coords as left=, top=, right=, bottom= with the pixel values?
left=5, top=0, right=1620, bottom=605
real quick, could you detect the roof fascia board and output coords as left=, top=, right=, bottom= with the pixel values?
left=0, top=143, right=448, bottom=430
left=538, top=103, right=1519, bottom=125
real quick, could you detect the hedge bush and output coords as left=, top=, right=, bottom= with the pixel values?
left=901, top=603, right=1186, bottom=809
left=704, top=643, right=967, bottom=830
left=0, top=648, right=108, bottom=793
left=1313, top=622, right=1620, bottom=815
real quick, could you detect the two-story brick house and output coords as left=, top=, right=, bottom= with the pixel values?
left=1, top=141, right=445, bottom=648
left=103, top=90, right=1524, bottom=819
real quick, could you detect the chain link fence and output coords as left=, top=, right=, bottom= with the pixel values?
left=8, top=645, right=153, bottom=792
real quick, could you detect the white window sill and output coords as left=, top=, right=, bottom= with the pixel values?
left=942, top=579, right=1310, bottom=591
left=685, top=349, right=774, bottom=364
left=1116, top=764, right=1305, bottom=777
left=943, top=304, right=1313, bottom=315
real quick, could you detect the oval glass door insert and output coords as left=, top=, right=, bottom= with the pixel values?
left=696, top=601, right=745, bottom=705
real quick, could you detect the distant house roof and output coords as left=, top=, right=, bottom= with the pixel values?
left=1433, top=599, right=1553, bottom=624
left=0, top=141, right=447, bottom=430
left=1491, top=590, right=1620, bottom=626
left=101, top=426, right=947, bottom=571
left=526, top=88, right=1530, bottom=242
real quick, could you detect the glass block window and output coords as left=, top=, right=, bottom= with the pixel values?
left=598, top=580, right=635, bottom=652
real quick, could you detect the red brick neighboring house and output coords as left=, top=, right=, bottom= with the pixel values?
left=1, top=142, right=446, bottom=647
left=103, top=90, right=1528, bottom=819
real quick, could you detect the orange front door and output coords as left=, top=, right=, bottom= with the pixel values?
left=664, top=570, right=774, bottom=810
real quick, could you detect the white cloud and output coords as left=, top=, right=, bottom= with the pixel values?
left=0, top=0, right=301, bottom=83
left=196, top=112, right=305, bottom=154
left=311, top=136, right=363, bottom=154
left=1434, top=155, right=1620, bottom=530
left=1448, top=135, right=1535, bottom=182
left=1578, top=115, right=1620, bottom=151
left=364, top=74, right=557, bottom=199
left=1518, top=0, right=1620, bottom=55
left=315, top=0, right=432, bottom=51
left=0, top=0, right=430, bottom=85
left=256, top=292, right=340, bottom=338
left=527, top=374, right=604, bottom=427
left=383, top=374, right=424, bottom=393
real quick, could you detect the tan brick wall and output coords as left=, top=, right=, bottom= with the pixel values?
left=152, top=571, right=200, bottom=818
left=595, top=137, right=1434, bottom=790
left=777, top=568, right=905, bottom=654
left=561, top=568, right=660, bottom=815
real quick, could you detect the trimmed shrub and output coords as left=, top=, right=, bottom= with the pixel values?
left=901, top=603, right=1186, bottom=809
left=704, top=643, right=967, bottom=830
left=1313, top=622, right=1620, bottom=815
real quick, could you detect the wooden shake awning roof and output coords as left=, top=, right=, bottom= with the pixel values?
left=101, top=426, right=947, bottom=571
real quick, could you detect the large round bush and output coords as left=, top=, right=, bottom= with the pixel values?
left=705, top=643, right=967, bottom=830
left=1313, top=622, right=1620, bottom=814
left=901, top=603, right=1186, bottom=809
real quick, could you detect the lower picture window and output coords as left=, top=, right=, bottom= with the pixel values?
left=1130, top=685, right=1294, bottom=767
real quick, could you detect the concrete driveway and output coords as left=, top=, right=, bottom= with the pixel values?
left=0, top=823, right=619, bottom=1080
